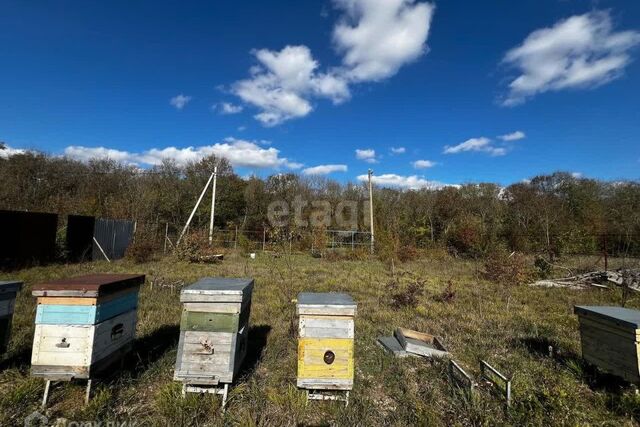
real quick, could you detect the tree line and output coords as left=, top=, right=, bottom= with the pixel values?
left=1, top=150, right=639, bottom=258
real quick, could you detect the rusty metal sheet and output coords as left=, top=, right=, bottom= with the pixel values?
left=32, top=274, right=144, bottom=297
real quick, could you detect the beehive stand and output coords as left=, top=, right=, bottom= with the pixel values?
left=174, top=277, right=254, bottom=410
left=30, top=274, right=144, bottom=407
left=296, top=292, right=357, bottom=406
left=0, top=280, right=22, bottom=355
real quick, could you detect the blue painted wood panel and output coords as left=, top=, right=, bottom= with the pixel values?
left=36, top=292, right=138, bottom=325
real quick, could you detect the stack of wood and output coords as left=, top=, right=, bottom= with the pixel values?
left=529, top=269, right=640, bottom=290
left=377, top=327, right=449, bottom=359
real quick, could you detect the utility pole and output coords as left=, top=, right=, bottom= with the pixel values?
left=177, top=172, right=214, bottom=245
left=209, top=166, right=218, bottom=246
left=368, top=169, right=375, bottom=254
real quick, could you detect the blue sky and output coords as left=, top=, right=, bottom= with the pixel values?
left=1, top=0, right=639, bottom=188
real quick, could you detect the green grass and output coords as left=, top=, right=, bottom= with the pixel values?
left=2, top=252, right=640, bottom=426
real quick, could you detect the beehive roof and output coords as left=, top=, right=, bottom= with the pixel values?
left=575, top=305, right=640, bottom=329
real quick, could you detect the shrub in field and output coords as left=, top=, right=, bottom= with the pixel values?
left=434, top=280, right=456, bottom=303
left=388, top=278, right=425, bottom=308
left=126, top=239, right=157, bottom=263
left=483, top=249, right=533, bottom=285
left=446, top=214, right=484, bottom=256
left=174, top=230, right=225, bottom=263
left=397, top=245, right=418, bottom=263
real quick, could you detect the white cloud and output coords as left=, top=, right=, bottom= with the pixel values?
left=390, top=146, right=406, bottom=154
left=498, top=130, right=526, bottom=141
left=443, top=137, right=506, bottom=156
left=412, top=159, right=436, bottom=169
left=217, top=102, right=243, bottom=114
left=63, top=138, right=301, bottom=170
left=232, top=46, right=350, bottom=126
left=170, top=94, right=192, bottom=110
left=0, top=143, right=27, bottom=158
left=571, top=172, right=583, bottom=178
left=333, top=0, right=435, bottom=81
left=502, top=11, right=640, bottom=105
left=302, top=164, right=348, bottom=175
left=231, top=0, right=434, bottom=126
left=355, top=148, right=377, bottom=163
left=357, top=173, right=450, bottom=190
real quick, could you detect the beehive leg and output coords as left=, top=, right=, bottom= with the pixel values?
left=345, top=391, right=350, bottom=407
left=181, top=384, right=186, bottom=398
left=41, top=380, right=52, bottom=410
left=84, top=380, right=92, bottom=404
left=221, top=384, right=229, bottom=411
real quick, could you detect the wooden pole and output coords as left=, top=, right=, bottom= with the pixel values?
left=177, top=172, right=214, bottom=245
left=262, top=229, right=266, bottom=251
left=368, top=169, right=375, bottom=254
left=234, top=225, right=238, bottom=250
left=209, top=166, right=218, bottom=246
left=164, top=223, right=169, bottom=254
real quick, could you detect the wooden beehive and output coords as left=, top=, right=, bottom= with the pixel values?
left=174, top=277, right=253, bottom=385
left=575, top=305, right=640, bottom=383
left=0, top=280, right=23, bottom=354
left=296, top=292, right=357, bottom=390
left=30, top=274, right=144, bottom=380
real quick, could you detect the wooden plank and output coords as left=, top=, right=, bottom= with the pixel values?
left=35, top=293, right=138, bottom=325
left=31, top=324, right=94, bottom=368
left=36, top=286, right=141, bottom=307
left=91, top=310, right=137, bottom=363
left=183, top=301, right=243, bottom=314
left=38, top=297, right=98, bottom=306
left=180, top=309, right=249, bottom=333
left=299, top=316, right=354, bottom=339
left=297, top=378, right=353, bottom=390
left=394, top=328, right=449, bottom=358
left=0, top=297, right=16, bottom=317
left=298, top=338, right=354, bottom=381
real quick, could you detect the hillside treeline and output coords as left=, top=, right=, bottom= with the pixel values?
left=1, top=151, right=639, bottom=257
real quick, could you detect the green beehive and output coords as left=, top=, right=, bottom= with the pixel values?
left=174, top=277, right=254, bottom=406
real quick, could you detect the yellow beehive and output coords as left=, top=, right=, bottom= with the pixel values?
left=296, top=292, right=356, bottom=391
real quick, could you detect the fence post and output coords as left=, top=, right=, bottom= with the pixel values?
left=351, top=231, right=354, bottom=251
left=234, top=226, right=238, bottom=250
left=263, top=229, right=266, bottom=251
left=164, top=223, right=169, bottom=254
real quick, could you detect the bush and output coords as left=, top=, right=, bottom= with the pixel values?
left=174, top=230, right=225, bottom=263
left=397, top=245, right=419, bottom=263
left=387, top=278, right=425, bottom=308
left=483, top=249, right=533, bottom=286
left=126, top=239, right=157, bottom=263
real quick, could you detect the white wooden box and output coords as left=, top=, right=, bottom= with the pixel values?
left=31, top=309, right=136, bottom=379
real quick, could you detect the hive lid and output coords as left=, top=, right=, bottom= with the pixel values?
left=0, top=280, right=23, bottom=294
left=32, top=274, right=145, bottom=297
left=575, top=305, right=640, bottom=330
left=297, top=292, right=357, bottom=316
left=180, top=277, right=254, bottom=302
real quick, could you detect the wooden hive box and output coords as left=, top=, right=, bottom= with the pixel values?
left=0, top=280, right=23, bottom=354
left=174, top=277, right=254, bottom=385
left=575, top=305, right=640, bottom=383
left=296, top=292, right=357, bottom=391
left=30, top=274, right=144, bottom=380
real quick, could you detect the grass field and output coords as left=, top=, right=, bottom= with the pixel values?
left=2, top=252, right=640, bottom=426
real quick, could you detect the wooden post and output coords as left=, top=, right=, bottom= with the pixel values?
left=209, top=166, right=218, bottom=246
left=234, top=226, right=238, bottom=250
left=368, top=169, right=375, bottom=254
left=262, top=229, right=266, bottom=251
left=177, top=172, right=214, bottom=245
left=164, top=223, right=169, bottom=254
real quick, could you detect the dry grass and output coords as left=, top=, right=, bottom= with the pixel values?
left=2, top=252, right=640, bottom=426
